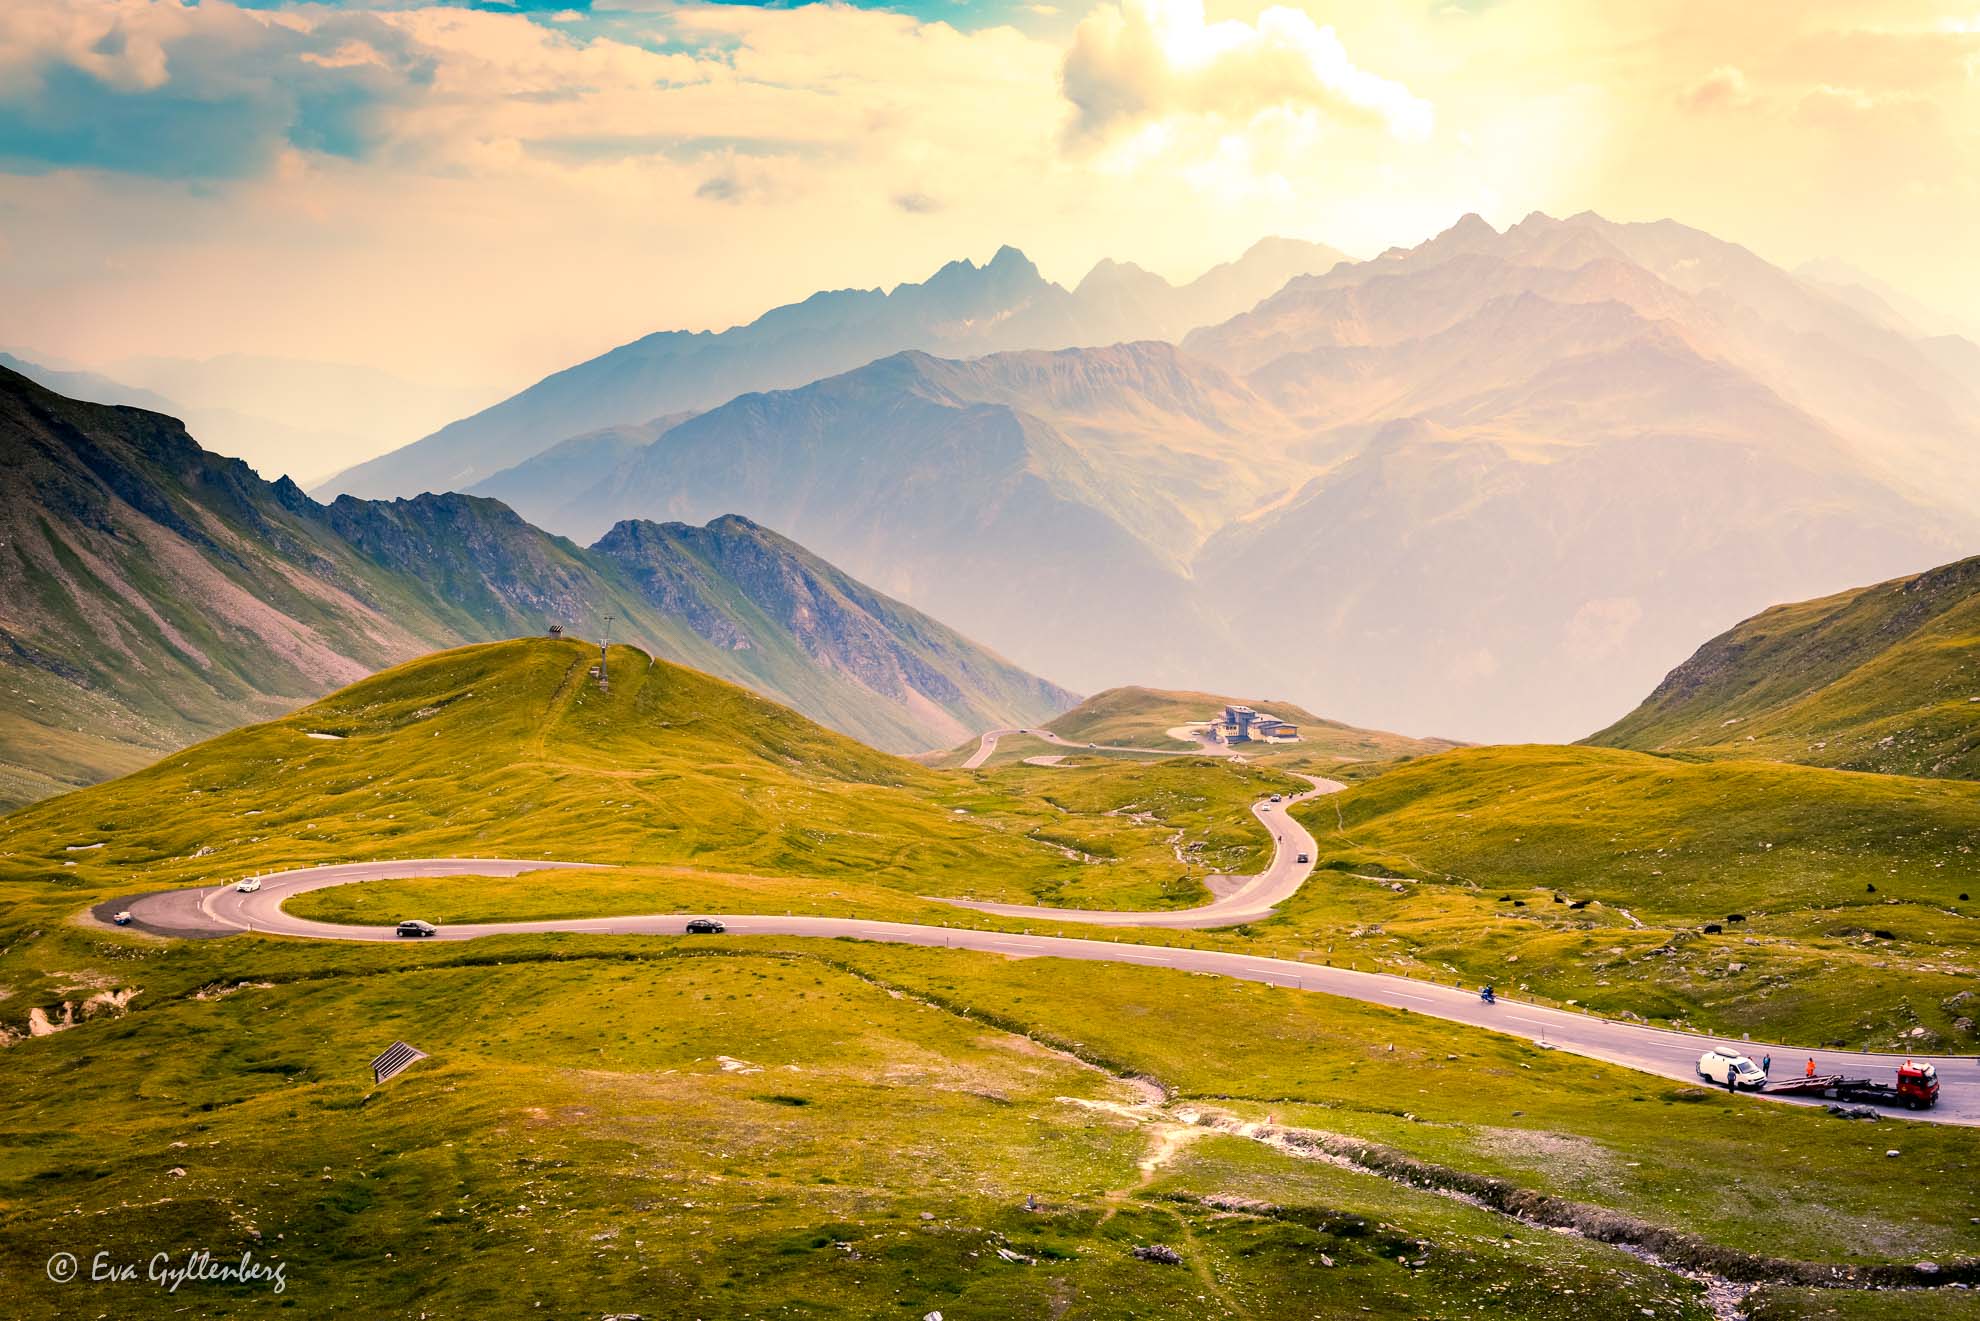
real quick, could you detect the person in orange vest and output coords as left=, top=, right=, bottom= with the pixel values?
left=1806, top=1058, right=1817, bottom=1078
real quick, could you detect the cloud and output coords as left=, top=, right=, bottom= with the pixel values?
left=0, top=1, right=435, bottom=178
left=1677, top=65, right=1752, bottom=112
left=1061, top=0, right=1433, bottom=146
left=893, top=190, right=941, bottom=213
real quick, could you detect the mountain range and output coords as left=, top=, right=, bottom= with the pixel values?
left=320, top=237, right=1348, bottom=499
left=0, top=367, right=1071, bottom=809
left=385, top=211, right=1980, bottom=742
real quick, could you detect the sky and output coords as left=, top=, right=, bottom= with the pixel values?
left=2, top=0, right=1977, bottom=458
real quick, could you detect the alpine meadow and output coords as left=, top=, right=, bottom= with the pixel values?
left=3, top=3, right=1980, bottom=1319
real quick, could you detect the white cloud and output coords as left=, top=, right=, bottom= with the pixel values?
left=1061, top=0, right=1433, bottom=145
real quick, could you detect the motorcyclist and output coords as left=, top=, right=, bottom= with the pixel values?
left=1480, top=983, right=1495, bottom=1004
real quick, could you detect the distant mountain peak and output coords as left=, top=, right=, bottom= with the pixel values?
left=923, top=244, right=1044, bottom=290
left=987, top=243, right=1034, bottom=271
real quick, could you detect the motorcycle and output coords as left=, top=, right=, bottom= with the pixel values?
left=1479, top=986, right=1496, bottom=1005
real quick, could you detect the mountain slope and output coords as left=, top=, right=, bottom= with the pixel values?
left=0, top=369, right=1072, bottom=808
left=543, top=344, right=1278, bottom=688
left=1180, top=212, right=1979, bottom=740
left=465, top=414, right=691, bottom=530
left=321, top=239, right=1347, bottom=501
left=0, top=637, right=1270, bottom=918
left=590, top=516, right=1075, bottom=753
left=1588, top=554, right=1980, bottom=779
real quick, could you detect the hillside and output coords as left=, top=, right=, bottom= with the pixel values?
left=0, top=639, right=1290, bottom=923
left=6, top=648, right=1980, bottom=1318
left=1588, top=554, right=1980, bottom=778
left=321, top=238, right=1346, bottom=500
left=1286, top=743, right=1980, bottom=1047
left=1043, top=686, right=1457, bottom=761
left=0, top=369, right=1072, bottom=807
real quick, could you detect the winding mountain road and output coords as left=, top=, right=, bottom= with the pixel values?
left=944, top=774, right=1340, bottom=927
left=120, top=841, right=1980, bottom=1125
left=961, top=725, right=1232, bottom=769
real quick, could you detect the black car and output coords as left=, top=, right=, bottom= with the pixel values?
left=684, top=918, right=726, bottom=935
left=396, top=919, right=437, bottom=938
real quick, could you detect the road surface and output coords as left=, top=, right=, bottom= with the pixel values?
left=120, top=855, right=1980, bottom=1125
left=962, top=726, right=1233, bottom=770
left=943, top=775, right=1341, bottom=927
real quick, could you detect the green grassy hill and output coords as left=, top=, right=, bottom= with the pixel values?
left=4, top=644, right=1980, bottom=1315
left=1286, top=743, right=1980, bottom=1046
left=1588, top=554, right=1980, bottom=778
left=0, top=639, right=1293, bottom=931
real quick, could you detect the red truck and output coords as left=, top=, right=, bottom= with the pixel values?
left=1765, top=1061, right=1940, bottom=1110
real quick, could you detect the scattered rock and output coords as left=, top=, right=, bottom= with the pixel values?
left=1132, top=1244, right=1183, bottom=1265
left=1917, top=1262, right=1941, bottom=1275
left=167, top=1167, right=187, bottom=1178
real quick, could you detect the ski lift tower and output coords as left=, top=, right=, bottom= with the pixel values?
left=599, top=614, right=612, bottom=690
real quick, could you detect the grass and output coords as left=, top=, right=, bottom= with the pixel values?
left=1589, top=554, right=1980, bottom=781
left=1277, top=744, right=1980, bottom=1046
left=14, top=923, right=1974, bottom=1319
left=30, top=649, right=1974, bottom=1048
left=0, top=639, right=1302, bottom=941
left=0, top=934, right=1756, bottom=1319
left=5, top=637, right=1979, bottom=1313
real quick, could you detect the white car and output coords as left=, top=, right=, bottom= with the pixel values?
left=1697, top=1046, right=1766, bottom=1089
left=236, top=878, right=262, bottom=893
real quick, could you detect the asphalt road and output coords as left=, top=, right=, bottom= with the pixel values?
left=127, top=854, right=1980, bottom=1126
left=944, top=775, right=1342, bottom=927
left=961, top=726, right=1232, bottom=770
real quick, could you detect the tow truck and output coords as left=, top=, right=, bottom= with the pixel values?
left=1764, top=1061, right=1940, bottom=1110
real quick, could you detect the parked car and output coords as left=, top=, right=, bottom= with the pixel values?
left=112, top=910, right=133, bottom=926
left=685, top=918, right=727, bottom=934
left=396, top=919, right=437, bottom=938
left=1697, top=1046, right=1766, bottom=1089
left=236, top=878, right=262, bottom=893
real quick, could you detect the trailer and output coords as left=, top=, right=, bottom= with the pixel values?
left=1763, top=1062, right=1940, bottom=1110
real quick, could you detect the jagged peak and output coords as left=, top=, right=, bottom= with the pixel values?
left=986, top=243, right=1034, bottom=271
left=1442, top=212, right=1499, bottom=241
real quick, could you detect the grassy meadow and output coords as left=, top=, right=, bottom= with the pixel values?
left=6, top=924, right=1976, bottom=1318
left=4, top=639, right=1979, bottom=1314
left=1278, top=744, right=1980, bottom=1046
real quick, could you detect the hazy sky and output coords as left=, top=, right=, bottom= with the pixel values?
left=3, top=0, right=1977, bottom=399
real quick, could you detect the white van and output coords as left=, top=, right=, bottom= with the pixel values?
left=1697, top=1046, right=1766, bottom=1089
